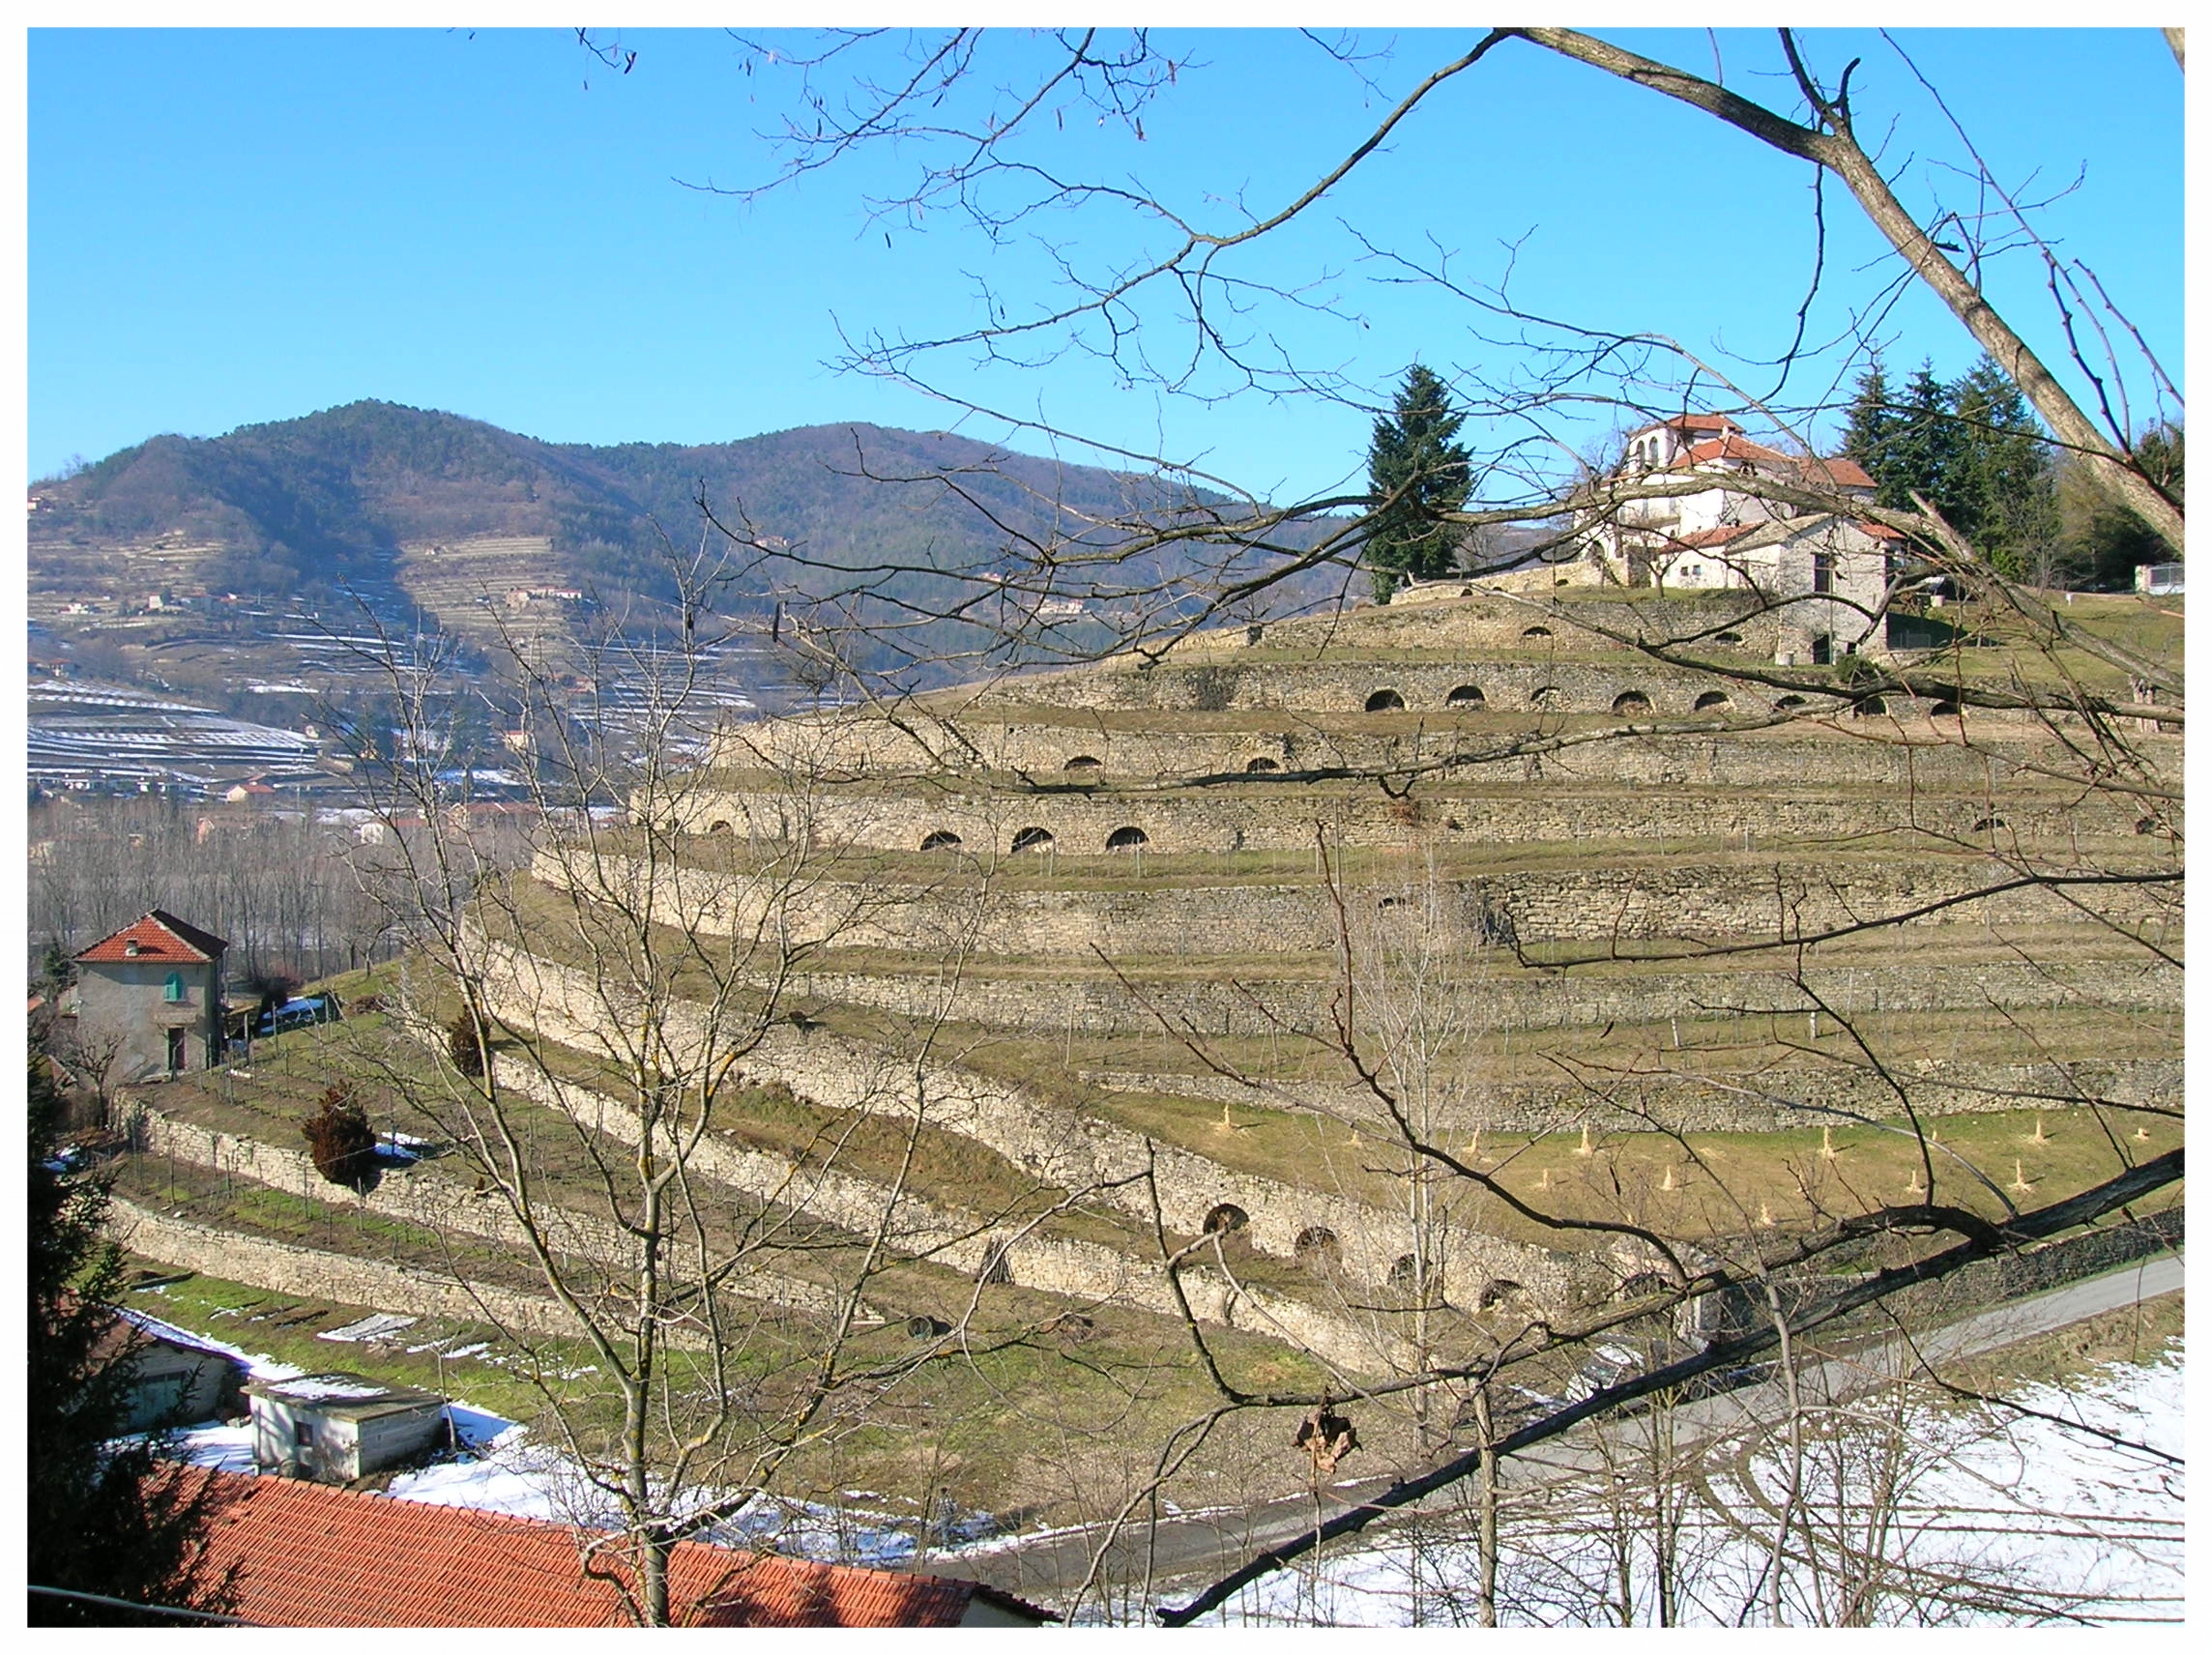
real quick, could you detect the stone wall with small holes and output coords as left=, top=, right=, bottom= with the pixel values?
left=668, top=775, right=2138, bottom=858
left=463, top=932, right=1587, bottom=1315
left=713, top=712, right=2177, bottom=804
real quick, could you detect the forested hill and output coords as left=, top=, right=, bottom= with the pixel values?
left=29, top=399, right=1322, bottom=624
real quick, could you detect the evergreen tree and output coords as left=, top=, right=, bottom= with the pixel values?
left=1949, top=355, right=2056, bottom=579
left=27, top=1046, right=223, bottom=1624
left=1364, top=364, right=1472, bottom=601
left=1840, top=355, right=1899, bottom=483
left=1879, top=360, right=1967, bottom=520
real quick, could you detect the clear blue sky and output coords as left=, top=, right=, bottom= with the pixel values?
left=28, top=27, right=2183, bottom=502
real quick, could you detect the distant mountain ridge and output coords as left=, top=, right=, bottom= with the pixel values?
left=28, top=400, right=1292, bottom=626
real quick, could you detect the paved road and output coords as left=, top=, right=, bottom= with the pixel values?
left=945, top=1252, right=2182, bottom=1605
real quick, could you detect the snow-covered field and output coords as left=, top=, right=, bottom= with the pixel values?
left=1204, top=1342, right=2185, bottom=1627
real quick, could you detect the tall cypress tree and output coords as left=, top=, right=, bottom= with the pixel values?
left=27, top=1048, right=223, bottom=1623
left=1364, top=363, right=1473, bottom=601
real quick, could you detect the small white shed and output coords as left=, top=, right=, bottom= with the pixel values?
left=248, top=1372, right=449, bottom=1484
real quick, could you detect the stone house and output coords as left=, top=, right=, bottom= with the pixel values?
left=247, top=1372, right=449, bottom=1484
left=1558, top=413, right=1900, bottom=650
left=69, top=911, right=229, bottom=1082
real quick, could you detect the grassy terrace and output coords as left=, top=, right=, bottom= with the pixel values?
left=623, top=831, right=2173, bottom=893
left=482, top=884, right=2178, bottom=1250
left=113, top=1255, right=1339, bottom=1522
left=761, top=921, right=2185, bottom=984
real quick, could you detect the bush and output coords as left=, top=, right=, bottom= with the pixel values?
left=446, top=1012, right=486, bottom=1078
left=302, top=1085, right=377, bottom=1190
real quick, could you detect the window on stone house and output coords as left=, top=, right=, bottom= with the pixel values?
left=1813, top=552, right=1834, bottom=595
left=163, top=972, right=185, bottom=1002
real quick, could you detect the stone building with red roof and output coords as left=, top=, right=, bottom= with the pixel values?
left=148, top=1466, right=1051, bottom=1627
left=1537, top=412, right=1900, bottom=661
left=67, top=911, right=229, bottom=1083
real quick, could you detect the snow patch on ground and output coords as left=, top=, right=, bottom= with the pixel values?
left=1202, top=1343, right=2184, bottom=1627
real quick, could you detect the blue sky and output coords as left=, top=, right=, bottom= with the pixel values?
left=28, top=27, right=2183, bottom=502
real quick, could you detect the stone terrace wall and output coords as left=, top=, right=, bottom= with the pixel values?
left=110, top=1199, right=654, bottom=1348
left=127, top=1098, right=840, bottom=1315
left=674, top=776, right=2134, bottom=858
left=719, top=711, right=2131, bottom=791
left=1154, top=589, right=1789, bottom=657
left=774, top=956, right=2179, bottom=1044
left=465, top=934, right=1585, bottom=1313
left=958, top=657, right=1955, bottom=720
left=1082, top=1056, right=2184, bottom=1136
left=559, top=849, right=2178, bottom=955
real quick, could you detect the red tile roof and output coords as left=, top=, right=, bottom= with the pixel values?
left=149, top=1466, right=1045, bottom=1627
left=74, top=910, right=229, bottom=965
left=1808, top=454, right=1877, bottom=490
left=1673, top=434, right=1794, bottom=470
left=1672, top=524, right=1759, bottom=548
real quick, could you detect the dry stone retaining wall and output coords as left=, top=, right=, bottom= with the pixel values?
left=561, top=849, right=2177, bottom=956
left=773, top=957, right=2179, bottom=1043
left=465, top=936, right=1583, bottom=1314
left=673, top=778, right=2131, bottom=858
left=109, top=1198, right=653, bottom=1348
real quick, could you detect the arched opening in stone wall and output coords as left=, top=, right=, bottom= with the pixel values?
left=1529, top=685, right=1560, bottom=708
left=1105, top=826, right=1150, bottom=852
left=1063, top=754, right=1103, bottom=771
left=1243, top=756, right=1282, bottom=773
left=1693, top=690, right=1732, bottom=711
left=1972, top=815, right=2008, bottom=833
left=1478, top=1279, right=1526, bottom=1311
left=1612, top=690, right=1652, bottom=716
left=1458, top=585, right=1475, bottom=597
left=706, top=820, right=733, bottom=834
left=1853, top=696, right=1887, bottom=717
left=1386, top=1254, right=1419, bottom=1291
left=919, top=829, right=963, bottom=852
left=1930, top=699, right=1962, bottom=718
left=1522, top=624, right=1553, bottom=640
left=1713, top=631, right=1745, bottom=647
left=977, top=1245, right=1012, bottom=1286
left=1445, top=684, right=1486, bottom=707
left=1774, top=695, right=1808, bottom=712
left=1364, top=688, right=1406, bottom=711
left=1010, top=827, right=1055, bottom=853
left=1202, top=1203, right=1248, bottom=1235
left=1616, top=1271, right=1672, bottom=1301
left=1294, top=1226, right=1342, bottom=1272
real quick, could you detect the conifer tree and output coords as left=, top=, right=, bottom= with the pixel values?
left=1840, top=355, right=1898, bottom=483
left=27, top=1047, right=222, bottom=1623
left=1950, top=354, right=2056, bottom=577
left=1879, top=360, right=1966, bottom=520
left=1364, top=364, right=1472, bottom=601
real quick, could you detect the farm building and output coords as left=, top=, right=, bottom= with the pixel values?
left=68, top=911, right=229, bottom=1083
left=102, top=1312, right=248, bottom=1434
left=247, top=1373, right=449, bottom=1484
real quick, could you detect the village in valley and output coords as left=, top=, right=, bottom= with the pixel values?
left=26, top=27, right=2182, bottom=1632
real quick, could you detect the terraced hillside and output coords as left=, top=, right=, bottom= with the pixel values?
left=505, top=584, right=2180, bottom=1319
left=104, top=580, right=2180, bottom=1525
